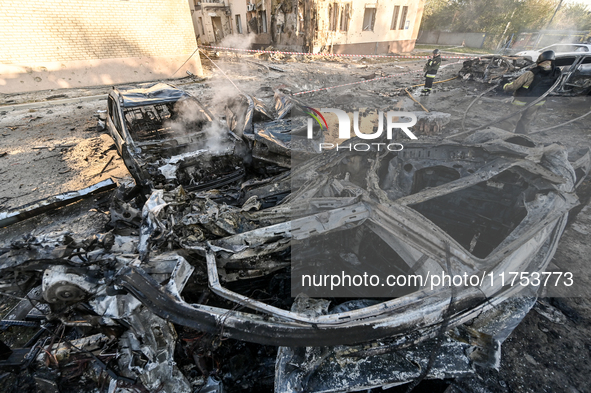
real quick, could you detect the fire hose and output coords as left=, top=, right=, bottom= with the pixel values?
left=460, top=81, right=502, bottom=133
left=404, top=76, right=460, bottom=113
left=530, top=108, right=591, bottom=134
left=448, top=74, right=564, bottom=139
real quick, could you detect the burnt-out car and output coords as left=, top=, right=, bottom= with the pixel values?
left=106, top=82, right=245, bottom=192
left=2, top=128, right=587, bottom=392
left=553, top=53, right=591, bottom=96
left=460, top=53, right=591, bottom=96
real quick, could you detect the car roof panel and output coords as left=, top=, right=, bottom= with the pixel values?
left=115, top=82, right=190, bottom=108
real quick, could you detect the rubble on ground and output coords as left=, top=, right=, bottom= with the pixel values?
left=1, top=51, right=591, bottom=393
left=0, top=79, right=589, bottom=392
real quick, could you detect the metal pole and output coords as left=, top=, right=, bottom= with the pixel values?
left=534, top=0, right=564, bottom=48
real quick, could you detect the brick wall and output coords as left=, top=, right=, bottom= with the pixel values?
left=0, top=0, right=197, bottom=63
left=0, top=0, right=203, bottom=93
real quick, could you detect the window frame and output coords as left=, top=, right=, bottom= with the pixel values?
left=391, top=5, right=400, bottom=30
left=399, top=6, right=408, bottom=30
left=340, top=3, right=350, bottom=31
left=235, top=14, right=243, bottom=34
left=362, top=7, right=376, bottom=32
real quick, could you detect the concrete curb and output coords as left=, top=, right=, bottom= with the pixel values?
left=0, top=94, right=107, bottom=112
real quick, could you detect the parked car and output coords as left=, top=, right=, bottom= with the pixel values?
left=514, top=43, right=591, bottom=61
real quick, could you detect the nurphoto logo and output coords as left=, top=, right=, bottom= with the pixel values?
left=305, top=108, right=419, bottom=151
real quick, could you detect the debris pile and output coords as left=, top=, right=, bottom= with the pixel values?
left=0, top=82, right=589, bottom=393
left=458, top=53, right=591, bottom=97
left=458, top=56, right=533, bottom=83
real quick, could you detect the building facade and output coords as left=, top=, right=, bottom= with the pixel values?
left=189, top=0, right=425, bottom=54
left=0, top=0, right=203, bottom=94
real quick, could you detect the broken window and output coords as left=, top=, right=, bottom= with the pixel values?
left=257, top=11, right=267, bottom=33
left=391, top=5, right=400, bottom=30
left=555, top=56, right=577, bottom=69
left=235, top=14, right=242, bottom=34
left=247, top=14, right=257, bottom=33
left=362, top=7, right=376, bottom=31
left=340, top=3, right=350, bottom=31
left=260, top=10, right=267, bottom=33
left=399, top=5, right=408, bottom=30
left=328, top=3, right=339, bottom=31
left=561, top=56, right=591, bottom=95
left=122, top=98, right=210, bottom=142
left=198, top=16, right=205, bottom=35
left=211, top=16, right=224, bottom=41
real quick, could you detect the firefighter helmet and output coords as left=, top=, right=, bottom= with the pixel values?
left=433, top=49, right=440, bottom=56
left=537, top=50, right=556, bottom=64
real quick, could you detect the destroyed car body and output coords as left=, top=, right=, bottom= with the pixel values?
left=224, top=91, right=323, bottom=169
left=553, top=53, right=591, bottom=96
left=459, top=53, right=591, bottom=96
left=106, top=82, right=246, bottom=193
left=458, top=55, right=533, bottom=83
left=0, top=119, right=589, bottom=392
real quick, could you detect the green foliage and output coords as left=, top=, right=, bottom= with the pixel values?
left=420, top=0, right=584, bottom=36
left=552, top=2, right=591, bottom=31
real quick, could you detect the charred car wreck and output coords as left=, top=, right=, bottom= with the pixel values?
left=0, top=83, right=589, bottom=393
left=459, top=53, right=591, bottom=96
left=106, top=83, right=246, bottom=193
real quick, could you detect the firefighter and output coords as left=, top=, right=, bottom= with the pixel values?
left=422, top=49, right=441, bottom=95
left=500, top=50, right=561, bottom=134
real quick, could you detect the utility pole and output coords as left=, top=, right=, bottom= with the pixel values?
left=546, top=0, right=564, bottom=29
left=497, top=8, right=516, bottom=50
left=534, top=0, right=564, bottom=48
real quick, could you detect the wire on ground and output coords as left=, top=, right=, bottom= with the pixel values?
left=403, top=76, right=460, bottom=113
left=199, top=48, right=245, bottom=95
left=530, top=109, right=591, bottom=134
left=447, top=74, right=564, bottom=139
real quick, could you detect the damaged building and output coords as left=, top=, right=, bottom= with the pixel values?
left=189, top=0, right=425, bottom=54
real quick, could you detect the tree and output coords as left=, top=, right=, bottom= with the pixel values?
left=551, top=2, right=591, bottom=31
left=421, top=0, right=559, bottom=36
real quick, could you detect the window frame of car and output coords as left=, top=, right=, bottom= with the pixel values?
left=107, top=93, right=135, bottom=151
left=544, top=44, right=585, bottom=53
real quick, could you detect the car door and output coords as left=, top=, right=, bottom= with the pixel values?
left=107, top=95, right=126, bottom=154
left=561, top=55, right=591, bottom=95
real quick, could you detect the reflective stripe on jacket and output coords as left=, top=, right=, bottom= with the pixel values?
left=423, top=56, right=441, bottom=74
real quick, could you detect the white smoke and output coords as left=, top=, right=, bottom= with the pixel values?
left=162, top=98, right=232, bottom=155
left=218, top=33, right=257, bottom=50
